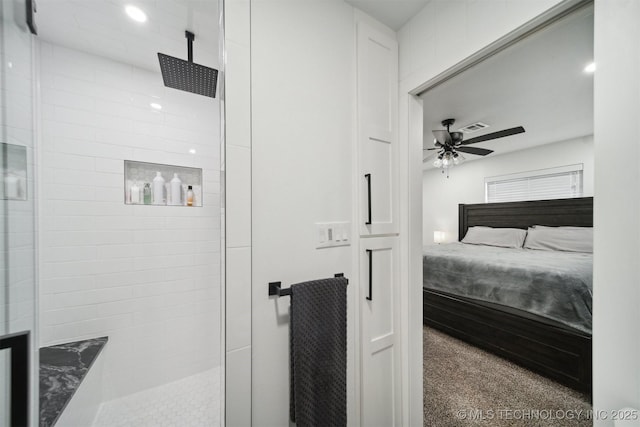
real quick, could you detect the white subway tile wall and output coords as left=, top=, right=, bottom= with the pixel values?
left=38, top=41, right=221, bottom=400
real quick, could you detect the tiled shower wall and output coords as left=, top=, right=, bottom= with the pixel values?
left=38, top=41, right=221, bottom=400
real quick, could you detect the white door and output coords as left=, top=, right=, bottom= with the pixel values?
left=360, top=236, right=401, bottom=426
left=357, top=23, right=398, bottom=236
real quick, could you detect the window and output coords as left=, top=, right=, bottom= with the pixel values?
left=485, top=164, right=584, bottom=203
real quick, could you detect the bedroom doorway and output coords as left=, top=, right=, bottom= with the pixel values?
left=413, top=2, right=595, bottom=425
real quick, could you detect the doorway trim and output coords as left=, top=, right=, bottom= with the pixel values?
left=401, top=0, right=594, bottom=423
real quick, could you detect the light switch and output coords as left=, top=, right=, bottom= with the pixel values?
left=316, top=222, right=351, bottom=249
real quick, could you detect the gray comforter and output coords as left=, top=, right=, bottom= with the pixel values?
left=423, top=243, right=593, bottom=334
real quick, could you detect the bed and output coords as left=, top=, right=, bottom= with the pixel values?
left=422, top=197, right=593, bottom=393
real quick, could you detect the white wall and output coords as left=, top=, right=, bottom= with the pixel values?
left=398, top=0, right=565, bottom=95
left=422, top=135, right=594, bottom=245
left=37, top=42, right=221, bottom=400
left=250, top=0, right=356, bottom=424
left=592, top=0, right=640, bottom=423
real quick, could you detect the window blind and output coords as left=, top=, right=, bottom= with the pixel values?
left=485, top=164, right=583, bottom=203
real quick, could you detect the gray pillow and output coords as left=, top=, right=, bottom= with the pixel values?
left=461, top=226, right=527, bottom=249
left=524, top=226, right=593, bottom=253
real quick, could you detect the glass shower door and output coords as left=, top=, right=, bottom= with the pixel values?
left=1, top=0, right=38, bottom=425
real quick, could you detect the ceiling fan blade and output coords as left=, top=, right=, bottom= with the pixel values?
left=432, top=130, right=451, bottom=145
left=457, top=146, right=494, bottom=156
left=423, top=151, right=438, bottom=163
left=461, top=126, right=525, bottom=145
left=424, top=147, right=439, bottom=151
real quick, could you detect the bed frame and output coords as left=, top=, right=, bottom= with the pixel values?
left=423, top=197, right=593, bottom=394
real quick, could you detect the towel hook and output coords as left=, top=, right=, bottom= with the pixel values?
left=268, top=273, right=346, bottom=297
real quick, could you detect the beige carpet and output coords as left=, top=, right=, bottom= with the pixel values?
left=423, top=327, right=592, bottom=426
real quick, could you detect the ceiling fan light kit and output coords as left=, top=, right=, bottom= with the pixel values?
left=433, top=152, right=464, bottom=168
left=424, top=118, right=525, bottom=178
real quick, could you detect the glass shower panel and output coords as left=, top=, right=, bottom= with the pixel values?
left=1, top=0, right=38, bottom=425
left=29, top=0, right=223, bottom=424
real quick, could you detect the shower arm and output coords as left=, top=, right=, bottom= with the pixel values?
left=186, top=31, right=194, bottom=63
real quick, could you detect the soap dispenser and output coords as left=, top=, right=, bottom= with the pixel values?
left=152, top=172, right=165, bottom=205
left=170, top=173, right=182, bottom=206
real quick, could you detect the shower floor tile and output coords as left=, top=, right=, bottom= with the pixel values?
left=93, top=367, right=221, bottom=427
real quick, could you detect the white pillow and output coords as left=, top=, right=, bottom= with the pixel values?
left=461, top=226, right=527, bottom=249
left=524, top=226, right=593, bottom=253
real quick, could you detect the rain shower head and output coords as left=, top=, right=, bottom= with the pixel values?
left=158, top=31, right=218, bottom=98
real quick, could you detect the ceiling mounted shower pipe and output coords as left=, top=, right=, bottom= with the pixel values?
left=186, top=31, right=194, bottom=62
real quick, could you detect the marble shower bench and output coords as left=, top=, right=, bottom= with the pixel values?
left=39, top=337, right=108, bottom=427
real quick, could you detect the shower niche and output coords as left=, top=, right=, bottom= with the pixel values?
left=124, top=160, right=203, bottom=207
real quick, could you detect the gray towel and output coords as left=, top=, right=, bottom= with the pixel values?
left=289, top=277, right=348, bottom=427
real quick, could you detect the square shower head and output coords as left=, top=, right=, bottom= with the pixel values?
left=158, top=53, right=218, bottom=98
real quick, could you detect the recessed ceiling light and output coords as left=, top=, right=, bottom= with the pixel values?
left=125, top=5, right=147, bottom=23
left=150, top=102, right=162, bottom=110
left=189, top=149, right=197, bottom=154
left=584, top=62, right=596, bottom=73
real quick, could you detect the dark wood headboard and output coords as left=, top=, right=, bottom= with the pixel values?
left=458, top=197, right=593, bottom=241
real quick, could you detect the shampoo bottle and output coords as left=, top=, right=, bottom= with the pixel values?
left=186, top=185, right=194, bottom=206
left=152, top=172, right=165, bottom=205
left=143, top=183, right=151, bottom=204
left=130, top=182, right=140, bottom=204
left=170, top=173, right=182, bottom=206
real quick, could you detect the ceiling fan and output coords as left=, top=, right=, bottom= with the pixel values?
left=423, top=118, right=525, bottom=167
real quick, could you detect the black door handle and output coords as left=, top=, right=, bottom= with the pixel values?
left=366, top=249, right=373, bottom=301
left=0, top=331, right=30, bottom=427
left=365, top=174, right=371, bottom=225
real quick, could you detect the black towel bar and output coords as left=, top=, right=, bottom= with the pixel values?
left=268, top=273, right=347, bottom=297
